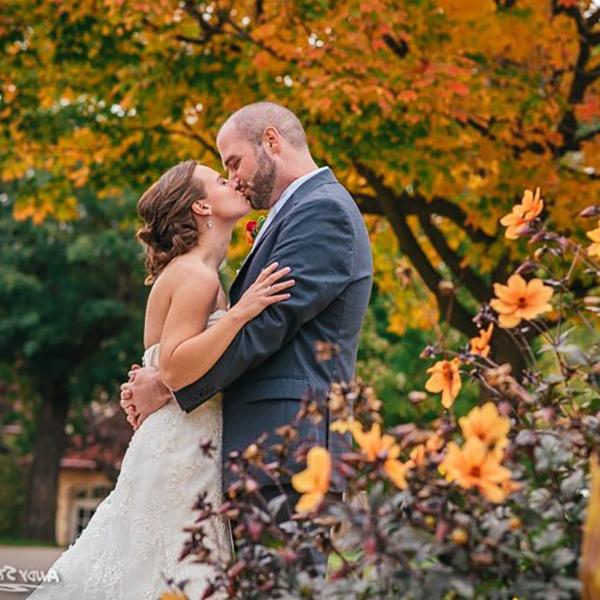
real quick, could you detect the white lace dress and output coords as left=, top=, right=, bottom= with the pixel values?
left=29, top=310, right=232, bottom=599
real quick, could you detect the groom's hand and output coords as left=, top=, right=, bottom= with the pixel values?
left=119, top=365, right=172, bottom=430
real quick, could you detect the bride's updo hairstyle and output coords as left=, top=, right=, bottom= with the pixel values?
left=136, top=160, right=207, bottom=285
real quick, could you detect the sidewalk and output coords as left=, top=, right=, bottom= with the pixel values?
left=0, top=546, right=63, bottom=599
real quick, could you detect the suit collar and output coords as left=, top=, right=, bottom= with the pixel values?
left=245, top=167, right=336, bottom=259
left=230, top=167, right=337, bottom=301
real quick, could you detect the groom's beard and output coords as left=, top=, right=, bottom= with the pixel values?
left=248, top=147, right=276, bottom=210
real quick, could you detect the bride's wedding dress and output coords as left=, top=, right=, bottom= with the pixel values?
left=29, top=310, right=232, bottom=599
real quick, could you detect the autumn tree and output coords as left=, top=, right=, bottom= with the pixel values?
left=2, top=0, right=600, bottom=371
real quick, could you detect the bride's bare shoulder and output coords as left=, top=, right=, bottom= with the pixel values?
left=153, top=258, right=219, bottom=299
left=143, top=259, right=220, bottom=347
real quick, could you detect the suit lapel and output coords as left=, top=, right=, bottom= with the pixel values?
left=230, top=168, right=337, bottom=304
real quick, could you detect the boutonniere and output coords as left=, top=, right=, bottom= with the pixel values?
left=245, top=215, right=266, bottom=245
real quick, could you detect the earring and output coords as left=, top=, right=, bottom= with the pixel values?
left=207, top=218, right=213, bottom=229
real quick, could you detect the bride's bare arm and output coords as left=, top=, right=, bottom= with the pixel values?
left=159, top=262, right=294, bottom=391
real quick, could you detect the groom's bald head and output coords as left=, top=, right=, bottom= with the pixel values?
left=218, top=101, right=308, bottom=150
left=217, top=101, right=317, bottom=210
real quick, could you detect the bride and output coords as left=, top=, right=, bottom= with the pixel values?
left=29, top=160, right=294, bottom=599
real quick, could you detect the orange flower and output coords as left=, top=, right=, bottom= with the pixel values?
left=586, top=220, right=600, bottom=258
left=425, top=358, right=462, bottom=409
left=582, top=454, right=600, bottom=599
left=352, top=422, right=411, bottom=489
left=439, top=438, right=515, bottom=503
left=291, top=446, right=331, bottom=513
left=426, top=433, right=445, bottom=453
left=353, top=422, right=397, bottom=461
left=490, top=274, right=553, bottom=328
left=383, top=458, right=411, bottom=489
left=329, top=418, right=363, bottom=437
left=409, top=444, right=426, bottom=467
left=458, top=402, right=510, bottom=449
left=451, top=528, right=469, bottom=545
left=469, top=323, right=494, bottom=358
left=499, top=187, right=544, bottom=239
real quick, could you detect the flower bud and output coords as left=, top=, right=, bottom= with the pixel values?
left=509, top=517, right=522, bottom=531
left=451, top=528, right=469, bottom=545
left=579, top=205, right=600, bottom=218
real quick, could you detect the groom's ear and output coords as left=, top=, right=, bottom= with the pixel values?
left=263, top=127, right=281, bottom=154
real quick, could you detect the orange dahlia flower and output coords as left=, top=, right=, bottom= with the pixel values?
left=352, top=422, right=411, bottom=489
left=329, top=418, right=363, bottom=437
left=469, top=323, right=494, bottom=358
left=439, top=438, right=514, bottom=503
left=499, top=187, right=544, bottom=239
left=458, top=402, right=510, bottom=449
left=425, top=358, right=462, bottom=409
left=490, top=274, right=553, bottom=328
left=291, top=446, right=331, bottom=513
left=586, top=220, right=600, bottom=259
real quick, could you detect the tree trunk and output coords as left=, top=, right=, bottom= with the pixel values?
left=23, top=380, right=69, bottom=543
left=478, top=328, right=529, bottom=402
left=492, top=329, right=528, bottom=380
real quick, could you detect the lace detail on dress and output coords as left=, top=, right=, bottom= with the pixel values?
left=28, top=310, right=231, bottom=599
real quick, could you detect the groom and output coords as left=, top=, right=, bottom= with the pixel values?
left=120, top=101, right=373, bottom=566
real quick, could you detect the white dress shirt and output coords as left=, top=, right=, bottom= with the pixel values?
left=251, top=166, right=329, bottom=248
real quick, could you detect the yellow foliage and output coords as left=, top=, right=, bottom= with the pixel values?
left=581, top=454, right=600, bottom=599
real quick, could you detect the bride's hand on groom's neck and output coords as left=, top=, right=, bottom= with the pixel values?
left=120, top=365, right=172, bottom=430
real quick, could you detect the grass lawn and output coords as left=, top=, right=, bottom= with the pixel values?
left=0, top=536, right=58, bottom=547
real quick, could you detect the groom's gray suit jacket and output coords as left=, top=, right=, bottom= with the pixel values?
left=174, top=168, right=373, bottom=489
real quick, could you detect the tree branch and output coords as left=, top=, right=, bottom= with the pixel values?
left=588, top=7, right=600, bottom=29
left=356, top=164, right=478, bottom=336
left=575, top=125, right=600, bottom=144
left=417, top=212, right=491, bottom=304
left=351, top=193, right=384, bottom=215
left=382, top=34, right=408, bottom=58
left=351, top=164, right=496, bottom=244
left=553, top=1, right=600, bottom=152
left=412, top=195, right=496, bottom=244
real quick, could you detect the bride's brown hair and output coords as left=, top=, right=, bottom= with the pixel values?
left=136, top=160, right=207, bottom=285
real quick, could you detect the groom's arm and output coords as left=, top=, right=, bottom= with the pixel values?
left=173, top=195, right=355, bottom=413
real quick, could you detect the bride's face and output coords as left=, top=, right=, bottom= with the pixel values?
left=193, top=165, right=251, bottom=222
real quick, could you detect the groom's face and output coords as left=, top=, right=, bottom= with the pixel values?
left=217, top=124, right=277, bottom=210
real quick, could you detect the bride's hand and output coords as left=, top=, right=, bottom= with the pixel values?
left=233, top=262, right=294, bottom=322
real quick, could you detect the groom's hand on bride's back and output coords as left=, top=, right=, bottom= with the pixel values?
left=119, top=365, right=172, bottom=430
